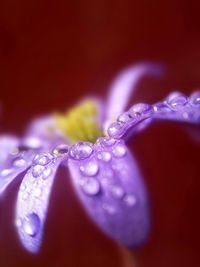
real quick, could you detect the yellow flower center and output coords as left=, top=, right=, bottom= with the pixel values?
left=54, top=100, right=103, bottom=144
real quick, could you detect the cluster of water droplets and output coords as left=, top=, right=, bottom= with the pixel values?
left=68, top=138, right=138, bottom=218
left=16, top=146, right=69, bottom=241
left=107, top=90, right=200, bottom=139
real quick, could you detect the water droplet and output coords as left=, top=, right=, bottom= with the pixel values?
left=80, top=178, right=100, bottom=195
left=153, top=102, right=171, bottom=113
left=22, top=213, right=40, bottom=237
left=32, top=165, right=45, bottom=177
left=123, top=194, right=137, bottom=206
left=22, top=192, right=29, bottom=200
left=0, top=168, right=13, bottom=177
left=189, top=91, right=200, bottom=106
left=97, top=151, right=112, bottom=162
left=69, top=142, right=93, bottom=160
left=111, top=185, right=124, bottom=198
left=107, top=122, right=122, bottom=137
left=117, top=112, right=132, bottom=123
left=102, top=203, right=116, bottom=214
left=13, top=158, right=26, bottom=167
left=100, top=137, right=116, bottom=147
left=33, top=187, right=42, bottom=197
left=130, top=103, right=152, bottom=116
left=112, top=144, right=126, bottom=158
left=52, top=144, right=69, bottom=156
left=33, top=153, right=52, bottom=166
left=80, top=161, right=99, bottom=176
left=166, top=92, right=187, bottom=109
left=42, top=167, right=52, bottom=180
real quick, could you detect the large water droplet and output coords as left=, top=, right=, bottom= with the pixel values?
left=22, top=213, right=40, bottom=237
left=112, top=144, right=126, bottom=158
left=130, top=103, right=152, bottom=116
left=189, top=91, right=200, bottom=106
left=166, top=92, right=187, bottom=109
left=80, top=178, right=100, bottom=195
left=107, top=122, right=122, bottom=137
left=153, top=102, right=171, bottom=113
left=80, top=161, right=99, bottom=176
left=117, top=112, right=132, bottom=123
left=97, top=151, right=112, bottom=162
left=32, top=165, right=45, bottom=177
left=52, top=144, right=69, bottom=156
left=69, top=142, right=93, bottom=160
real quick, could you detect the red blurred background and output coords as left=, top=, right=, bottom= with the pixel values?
left=0, top=0, right=200, bottom=266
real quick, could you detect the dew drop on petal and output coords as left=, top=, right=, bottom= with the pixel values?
left=111, top=185, right=124, bottom=198
left=13, top=158, right=26, bottom=168
left=22, top=213, right=40, bottom=237
left=80, top=178, right=100, bottom=196
left=33, top=187, right=42, bottom=197
left=112, top=144, right=126, bottom=158
left=32, top=165, right=45, bottom=177
left=0, top=168, right=13, bottom=177
left=102, top=203, right=116, bottom=215
left=166, top=92, right=187, bottom=109
left=80, top=161, right=99, bottom=176
left=117, top=112, right=132, bottom=123
left=52, top=144, right=69, bottom=156
left=97, top=151, right=112, bottom=162
left=69, top=142, right=93, bottom=160
left=33, top=153, right=52, bottom=166
left=189, top=91, right=200, bottom=106
left=107, top=122, right=122, bottom=137
left=123, top=194, right=137, bottom=206
left=42, top=167, right=52, bottom=180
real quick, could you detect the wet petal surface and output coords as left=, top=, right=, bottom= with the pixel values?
left=68, top=138, right=150, bottom=247
left=15, top=152, right=64, bottom=253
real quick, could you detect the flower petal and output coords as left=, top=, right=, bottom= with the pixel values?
left=107, top=91, right=200, bottom=140
left=15, top=153, right=64, bottom=253
left=0, top=135, right=19, bottom=166
left=0, top=150, right=34, bottom=195
left=24, top=115, right=65, bottom=149
left=68, top=139, right=150, bottom=247
left=104, top=62, right=163, bottom=131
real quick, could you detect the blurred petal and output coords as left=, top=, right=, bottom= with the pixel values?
left=107, top=91, right=200, bottom=140
left=0, top=150, right=34, bottom=195
left=0, top=135, right=19, bottom=166
left=68, top=138, right=150, bottom=247
left=15, top=152, right=64, bottom=253
left=104, top=62, right=163, bottom=130
left=24, top=116, right=65, bottom=149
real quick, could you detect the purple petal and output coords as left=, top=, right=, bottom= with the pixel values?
left=104, top=62, right=163, bottom=131
left=0, top=151, right=34, bottom=195
left=0, top=135, right=19, bottom=165
left=68, top=139, right=150, bottom=247
left=15, top=153, right=64, bottom=253
left=107, top=91, right=200, bottom=140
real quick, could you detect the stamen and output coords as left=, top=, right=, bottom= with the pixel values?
left=54, top=100, right=103, bottom=143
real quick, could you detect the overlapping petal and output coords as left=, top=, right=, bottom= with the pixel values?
left=68, top=138, right=150, bottom=247
left=15, top=152, right=65, bottom=253
left=0, top=150, right=35, bottom=195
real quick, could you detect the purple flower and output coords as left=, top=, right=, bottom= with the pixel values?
left=0, top=63, right=199, bottom=253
